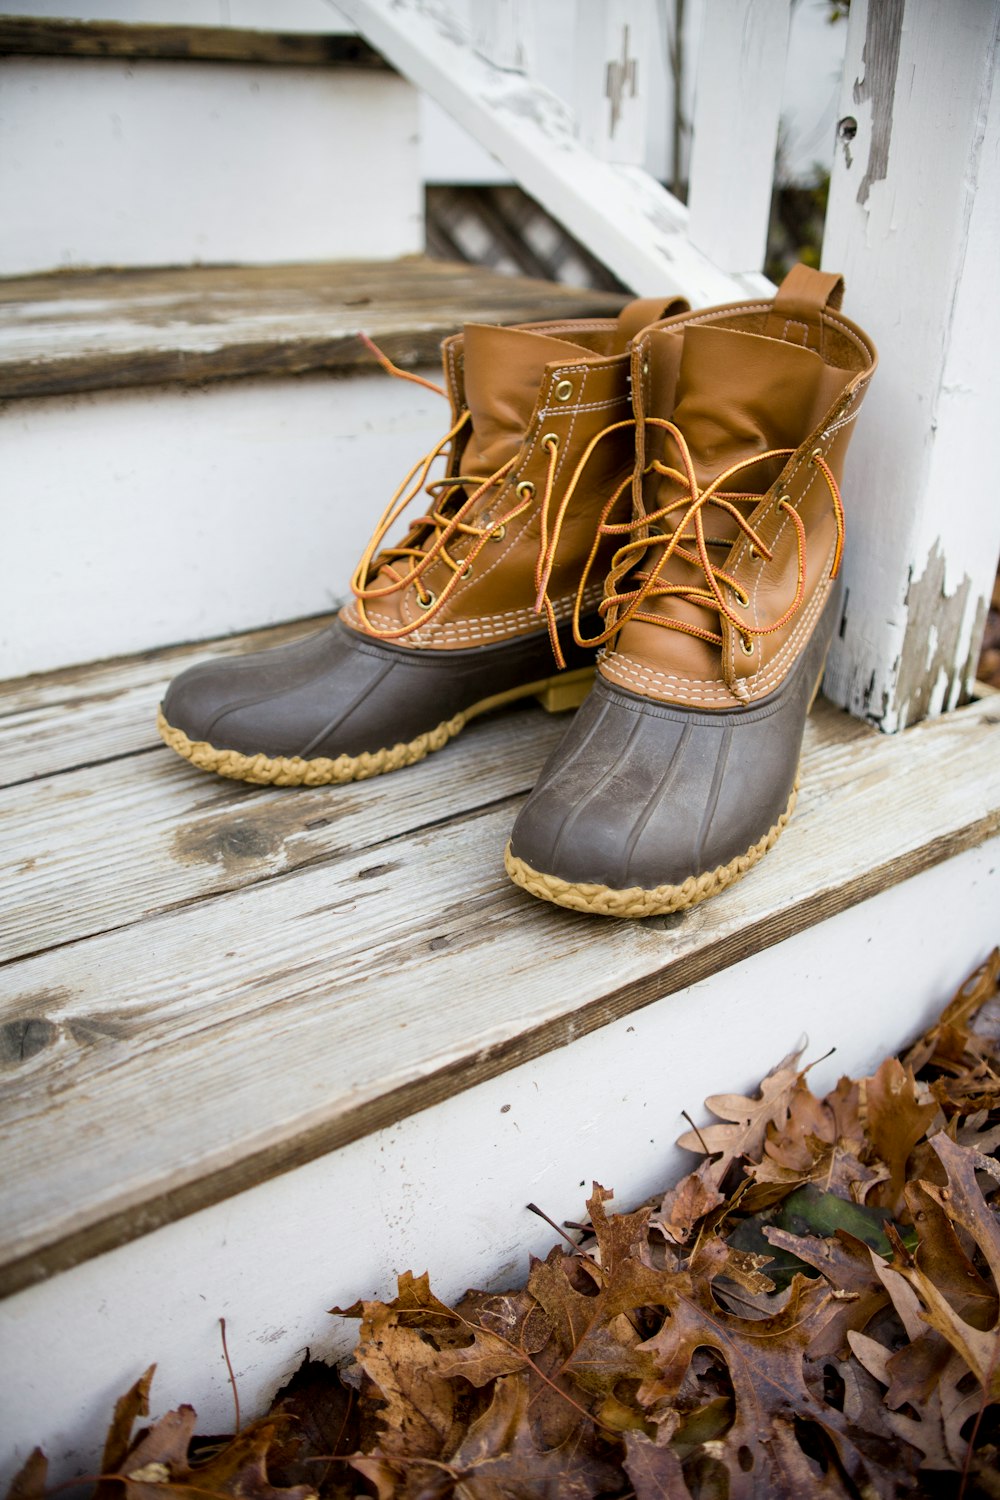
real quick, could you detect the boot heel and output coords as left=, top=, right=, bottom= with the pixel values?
left=534, top=668, right=594, bottom=714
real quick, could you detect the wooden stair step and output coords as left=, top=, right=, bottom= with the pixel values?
left=0, top=15, right=386, bottom=68
left=0, top=258, right=627, bottom=399
left=0, top=626, right=998, bottom=1298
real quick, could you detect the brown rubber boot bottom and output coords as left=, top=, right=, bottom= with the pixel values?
left=504, top=779, right=799, bottom=919
left=157, top=666, right=594, bottom=787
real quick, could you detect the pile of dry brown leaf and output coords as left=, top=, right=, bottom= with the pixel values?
left=12, top=950, right=1000, bottom=1500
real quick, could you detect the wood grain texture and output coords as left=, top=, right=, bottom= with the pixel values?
left=0, top=259, right=627, bottom=399
left=0, top=703, right=572, bottom=962
left=0, top=17, right=389, bottom=67
left=0, top=618, right=997, bottom=1295
left=0, top=617, right=333, bottom=787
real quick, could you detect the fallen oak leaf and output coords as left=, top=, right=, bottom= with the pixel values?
left=861, top=1058, right=939, bottom=1214
left=906, top=1177, right=997, bottom=1329
left=266, top=1355, right=359, bottom=1499
left=652, top=1160, right=725, bottom=1246
left=621, top=1430, right=689, bottom=1499
left=445, top=1373, right=624, bottom=1499
left=118, top=1406, right=199, bottom=1500
left=903, top=947, right=1000, bottom=1073
left=885, top=1138, right=1000, bottom=1402
left=347, top=1296, right=465, bottom=1463
left=848, top=1330, right=982, bottom=1472
left=636, top=1239, right=904, bottom=1499
left=97, top=1365, right=157, bottom=1500
left=924, top=1132, right=1000, bottom=1288
left=675, top=1050, right=805, bottom=1175
left=760, top=1227, right=889, bottom=1358
left=5, top=1450, right=47, bottom=1500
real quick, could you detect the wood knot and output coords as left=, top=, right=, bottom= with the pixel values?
left=0, top=1017, right=59, bottom=1065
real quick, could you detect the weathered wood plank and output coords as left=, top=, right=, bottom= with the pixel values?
left=1, top=690, right=996, bottom=1295
left=0, top=17, right=387, bottom=67
left=0, top=259, right=627, bottom=399
left=0, top=617, right=331, bottom=786
left=0, top=701, right=574, bottom=962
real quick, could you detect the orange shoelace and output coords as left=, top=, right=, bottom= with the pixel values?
left=571, top=418, right=845, bottom=657
left=350, top=336, right=632, bottom=668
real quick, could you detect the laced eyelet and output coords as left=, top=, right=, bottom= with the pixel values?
left=416, top=589, right=435, bottom=608
left=739, top=635, right=754, bottom=656
left=461, top=563, right=473, bottom=580
left=516, top=480, right=535, bottom=500
left=555, top=379, right=573, bottom=402
left=490, top=523, right=506, bottom=542
left=542, top=432, right=559, bottom=450
left=749, top=546, right=760, bottom=560
left=732, top=586, right=749, bottom=608
left=811, top=447, right=824, bottom=459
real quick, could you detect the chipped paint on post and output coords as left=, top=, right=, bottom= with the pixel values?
left=822, top=0, right=1000, bottom=732
left=852, top=0, right=903, bottom=206
left=894, top=542, right=990, bottom=727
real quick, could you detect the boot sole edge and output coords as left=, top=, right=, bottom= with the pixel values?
left=504, top=777, right=799, bottom=920
left=156, top=667, right=594, bottom=787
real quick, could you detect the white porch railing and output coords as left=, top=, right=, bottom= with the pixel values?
left=333, top=0, right=1000, bottom=733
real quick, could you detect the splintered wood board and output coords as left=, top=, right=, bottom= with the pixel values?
left=0, top=259, right=627, bottom=398
left=0, top=623, right=998, bottom=1297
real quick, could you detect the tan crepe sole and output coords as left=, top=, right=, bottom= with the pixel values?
left=503, top=778, right=799, bottom=919
left=156, top=666, right=594, bottom=788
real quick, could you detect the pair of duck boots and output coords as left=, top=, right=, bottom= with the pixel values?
left=159, top=265, right=877, bottom=918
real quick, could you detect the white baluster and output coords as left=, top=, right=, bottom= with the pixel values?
left=686, top=0, right=792, bottom=273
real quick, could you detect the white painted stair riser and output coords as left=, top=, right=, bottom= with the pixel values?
left=0, top=58, right=422, bottom=274
left=0, top=372, right=445, bottom=678
left=0, top=839, right=997, bottom=1491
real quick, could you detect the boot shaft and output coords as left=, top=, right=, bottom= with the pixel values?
left=600, top=266, right=878, bottom=708
left=344, top=299, right=687, bottom=653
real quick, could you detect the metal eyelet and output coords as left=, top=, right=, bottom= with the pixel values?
left=516, top=480, right=535, bottom=500
left=542, top=432, right=559, bottom=449
left=749, top=546, right=760, bottom=560
left=416, top=589, right=435, bottom=608
left=555, top=379, right=573, bottom=402
left=811, top=447, right=824, bottom=459
left=490, top=524, right=506, bottom=542
left=740, top=635, right=754, bottom=656
left=461, top=562, right=473, bottom=580
left=778, top=493, right=791, bottom=506
left=732, top=586, right=749, bottom=608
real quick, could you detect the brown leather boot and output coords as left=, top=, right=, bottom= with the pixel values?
left=158, top=297, right=686, bottom=786
left=505, top=266, right=877, bottom=916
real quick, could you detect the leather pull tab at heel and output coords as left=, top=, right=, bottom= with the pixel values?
left=534, top=668, right=594, bottom=713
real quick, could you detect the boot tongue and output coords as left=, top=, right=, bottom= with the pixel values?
left=460, top=323, right=593, bottom=478
left=633, top=323, right=851, bottom=650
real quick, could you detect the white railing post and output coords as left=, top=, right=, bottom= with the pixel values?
left=821, top=0, right=1000, bottom=731
left=333, top=0, right=771, bottom=302
left=686, top=0, right=792, bottom=274
left=573, top=0, right=650, bottom=166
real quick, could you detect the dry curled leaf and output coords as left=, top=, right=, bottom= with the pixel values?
left=14, top=952, right=1000, bottom=1500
